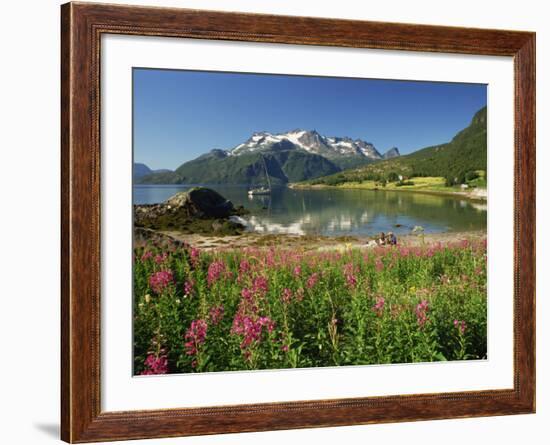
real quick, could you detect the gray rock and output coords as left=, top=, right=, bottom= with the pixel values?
left=134, top=187, right=235, bottom=228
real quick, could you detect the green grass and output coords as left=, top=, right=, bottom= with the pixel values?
left=293, top=175, right=486, bottom=199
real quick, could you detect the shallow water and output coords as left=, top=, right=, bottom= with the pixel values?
left=133, top=184, right=486, bottom=237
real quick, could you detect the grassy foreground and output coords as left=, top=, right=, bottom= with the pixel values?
left=134, top=238, right=487, bottom=375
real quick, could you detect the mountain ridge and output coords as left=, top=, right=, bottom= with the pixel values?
left=133, top=163, right=172, bottom=180
left=228, top=129, right=385, bottom=166
left=136, top=129, right=400, bottom=185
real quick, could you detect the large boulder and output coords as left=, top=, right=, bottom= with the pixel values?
left=164, top=188, right=234, bottom=218
left=134, top=188, right=244, bottom=234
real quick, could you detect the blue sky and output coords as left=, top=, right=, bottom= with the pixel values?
left=133, top=68, right=486, bottom=170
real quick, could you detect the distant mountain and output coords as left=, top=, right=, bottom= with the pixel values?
left=139, top=149, right=339, bottom=186
left=136, top=129, right=396, bottom=185
left=134, top=163, right=152, bottom=180
left=303, top=107, right=487, bottom=186
left=133, top=163, right=172, bottom=181
left=383, top=147, right=400, bottom=159
left=230, top=129, right=383, bottom=169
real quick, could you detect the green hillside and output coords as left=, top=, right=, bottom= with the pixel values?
left=304, top=106, right=487, bottom=187
left=138, top=149, right=340, bottom=186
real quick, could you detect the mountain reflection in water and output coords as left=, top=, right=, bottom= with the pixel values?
left=134, top=184, right=486, bottom=237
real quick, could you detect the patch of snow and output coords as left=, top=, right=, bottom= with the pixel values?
left=359, top=145, right=380, bottom=158
left=334, top=141, right=353, bottom=149
left=228, top=129, right=383, bottom=160
left=264, top=135, right=281, bottom=144
left=282, top=130, right=309, bottom=151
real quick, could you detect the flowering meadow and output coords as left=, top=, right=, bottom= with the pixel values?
left=133, top=239, right=487, bottom=375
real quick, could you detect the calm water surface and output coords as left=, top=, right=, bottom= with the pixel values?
left=133, top=184, right=486, bottom=237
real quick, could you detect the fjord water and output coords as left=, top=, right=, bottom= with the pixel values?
left=134, top=185, right=486, bottom=237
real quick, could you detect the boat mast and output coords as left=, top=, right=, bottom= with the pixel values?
left=261, top=154, right=271, bottom=191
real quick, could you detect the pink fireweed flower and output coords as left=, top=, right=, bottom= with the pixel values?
left=141, top=353, right=168, bottom=375
left=266, top=248, right=276, bottom=267
left=231, top=312, right=275, bottom=351
left=238, top=259, right=251, bottom=282
left=209, top=305, right=225, bottom=326
left=190, top=247, right=201, bottom=267
left=149, top=270, right=175, bottom=294
left=258, top=316, right=275, bottom=333
left=239, top=259, right=251, bottom=274
left=252, top=276, right=269, bottom=296
left=140, top=250, right=153, bottom=261
left=373, top=296, right=385, bottom=316
left=415, top=300, right=429, bottom=327
left=293, top=265, right=302, bottom=277
left=207, top=260, right=226, bottom=286
left=306, top=272, right=319, bottom=289
left=398, top=246, right=410, bottom=257
left=281, top=344, right=289, bottom=352
left=241, top=287, right=254, bottom=302
left=184, top=319, right=208, bottom=356
left=454, top=319, right=467, bottom=335
left=237, top=289, right=259, bottom=315
left=343, top=262, right=357, bottom=289
left=154, top=252, right=168, bottom=264
left=346, top=274, right=357, bottom=288
left=281, top=288, right=293, bottom=305
left=183, top=279, right=195, bottom=297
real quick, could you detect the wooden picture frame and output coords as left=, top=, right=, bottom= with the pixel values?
left=61, top=2, right=535, bottom=442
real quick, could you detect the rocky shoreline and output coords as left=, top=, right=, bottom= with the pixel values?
left=134, top=187, right=248, bottom=237
left=135, top=228, right=487, bottom=252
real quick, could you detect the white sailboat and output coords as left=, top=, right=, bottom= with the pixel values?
left=248, top=154, right=272, bottom=196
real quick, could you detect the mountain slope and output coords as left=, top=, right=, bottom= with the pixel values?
left=134, top=163, right=152, bottom=180
left=383, top=147, right=400, bottom=159
left=139, top=149, right=340, bottom=186
left=136, top=129, right=396, bottom=185
left=303, top=107, right=487, bottom=186
left=133, top=163, right=173, bottom=180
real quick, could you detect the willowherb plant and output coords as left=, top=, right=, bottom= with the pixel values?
left=133, top=238, right=487, bottom=374
left=141, top=353, right=168, bottom=375
left=148, top=270, right=174, bottom=294
left=184, top=319, right=208, bottom=368
left=415, top=300, right=429, bottom=327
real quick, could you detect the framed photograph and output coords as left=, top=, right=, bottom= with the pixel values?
left=61, top=2, right=535, bottom=442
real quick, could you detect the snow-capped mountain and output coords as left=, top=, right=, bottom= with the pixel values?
left=229, top=129, right=385, bottom=163
left=135, top=129, right=400, bottom=185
